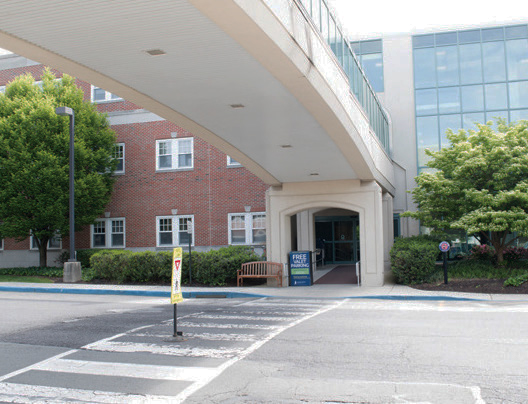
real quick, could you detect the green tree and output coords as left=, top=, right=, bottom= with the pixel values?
left=404, top=120, right=528, bottom=263
left=0, top=69, right=117, bottom=267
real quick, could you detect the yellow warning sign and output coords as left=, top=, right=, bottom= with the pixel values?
left=171, top=247, right=183, bottom=304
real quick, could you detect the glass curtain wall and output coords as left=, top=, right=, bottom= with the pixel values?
left=413, top=24, right=528, bottom=173
left=298, top=0, right=390, bottom=153
left=349, top=40, right=384, bottom=92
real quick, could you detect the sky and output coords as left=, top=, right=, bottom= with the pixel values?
left=328, top=0, right=527, bottom=38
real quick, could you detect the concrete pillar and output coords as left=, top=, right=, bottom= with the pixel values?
left=382, top=192, right=395, bottom=281
left=63, top=261, right=82, bottom=283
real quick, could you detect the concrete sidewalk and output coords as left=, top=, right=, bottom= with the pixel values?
left=1, top=281, right=528, bottom=301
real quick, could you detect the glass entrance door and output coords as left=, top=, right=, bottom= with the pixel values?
left=315, top=216, right=359, bottom=264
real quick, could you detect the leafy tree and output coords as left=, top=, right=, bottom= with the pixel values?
left=404, top=120, right=528, bottom=263
left=0, top=69, right=117, bottom=267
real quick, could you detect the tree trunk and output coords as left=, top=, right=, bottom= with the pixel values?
left=37, top=236, right=49, bottom=267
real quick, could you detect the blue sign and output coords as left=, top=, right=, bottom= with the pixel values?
left=439, top=241, right=450, bottom=252
left=289, top=251, right=312, bottom=286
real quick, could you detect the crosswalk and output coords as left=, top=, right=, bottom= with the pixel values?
left=0, top=298, right=342, bottom=403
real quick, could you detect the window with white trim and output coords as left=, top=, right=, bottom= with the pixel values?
left=156, top=138, right=193, bottom=171
left=228, top=213, right=266, bottom=245
left=227, top=156, right=241, bottom=167
left=0, top=238, right=3, bottom=250
left=91, top=218, right=126, bottom=248
left=91, top=85, right=122, bottom=102
left=156, top=215, right=194, bottom=247
left=30, top=232, right=62, bottom=250
left=0, top=85, right=5, bottom=94
left=113, top=143, right=125, bottom=174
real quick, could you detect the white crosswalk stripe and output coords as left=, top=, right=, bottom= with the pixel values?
left=1, top=298, right=341, bottom=403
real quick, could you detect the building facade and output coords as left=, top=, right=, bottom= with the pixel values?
left=0, top=56, right=269, bottom=268
left=1, top=16, right=527, bottom=276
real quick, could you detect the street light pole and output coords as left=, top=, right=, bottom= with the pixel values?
left=56, top=106, right=81, bottom=282
left=187, top=219, right=193, bottom=285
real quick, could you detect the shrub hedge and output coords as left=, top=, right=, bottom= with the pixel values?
left=88, top=245, right=261, bottom=286
left=0, top=267, right=63, bottom=277
left=390, top=236, right=439, bottom=285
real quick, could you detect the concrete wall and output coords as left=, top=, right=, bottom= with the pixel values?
left=378, top=34, right=420, bottom=237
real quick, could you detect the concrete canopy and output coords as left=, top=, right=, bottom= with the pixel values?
left=0, top=0, right=393, bottom=191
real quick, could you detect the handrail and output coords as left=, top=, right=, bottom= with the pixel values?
left=295, top=0, right=390, bottom=154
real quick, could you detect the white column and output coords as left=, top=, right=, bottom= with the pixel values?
left=382, top=192, right=394, bottom=277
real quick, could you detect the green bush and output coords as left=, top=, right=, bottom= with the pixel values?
left=89, top=245, right=261, bottom=286
left=0, top=267, right=63, bottom=277
left=390, top=236, right=439, bottom=284
left=57, top=249, right=112, bottom=269
left=504, top=272, right=528, bottom=287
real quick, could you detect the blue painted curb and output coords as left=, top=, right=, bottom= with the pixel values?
left=0, top=285, right=489, bottom=301
left=0, top=286, right=269, bottom=299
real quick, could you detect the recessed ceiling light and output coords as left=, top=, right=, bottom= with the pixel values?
left=310, top=173, right=319, bottom=176
left=230, top=104, right=245, bottom=109
left=280, top=144, right=292, bottom=148
left=145, top=49, right=166, bottom=56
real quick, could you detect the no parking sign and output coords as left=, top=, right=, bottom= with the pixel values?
left=439, top=241, right=450, bottom=252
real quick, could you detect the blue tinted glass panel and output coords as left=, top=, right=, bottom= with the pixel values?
left=415, top=89, right=437, bottom=115
left=438, top=87, right=460, bottom=113
left=458, top=30, right=481, bottom=43
left=461, top=85, right=484, bottom=112
left=505, top=25, right=528, bottom=39
left=482, top=27, right=504, bottom=42
left=417, top=116, right=439, bottom=166
left=486, top=110, right=508, bottom=125
left=413, top=48, right=436, bottom=88
left=463, top=112, right=485, bottom=130
left=509, top=81, right=528, bottom=108
left=482, top=42, right=506, bottom=82
left=436, top=46, right=459, bottom=86
left=350, top=41, right=360, bottom=54
left=413, top=34, right=434, bottom=48
left=439, top=114, right=461, bottom=147
left=361, top=40, right=382, bottom=54
left=510, top=109, right=528, bottom=122
left=320, top=3, right=328, bottom=41
left=459, top=43, right=482, bottom=84
left=485, top=83, right=508, bottom=110
left=361, top=53, right=384, bottom=92
left=329, top=17, right=337, bottom=55
left=506, top=39, right=528, bottom=80
left=436, top=32, right=457, bottom=46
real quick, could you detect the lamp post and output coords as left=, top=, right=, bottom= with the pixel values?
left=56, top=106, right=81, bottom=282
left=187, top=219, right=193, bottom=285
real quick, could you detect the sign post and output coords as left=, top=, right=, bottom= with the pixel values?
left=171, top=247, right=184, bottom=337
left=438, top=241, right=450, bottom=285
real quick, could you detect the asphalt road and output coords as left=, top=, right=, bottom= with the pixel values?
left=0, top=292, right=527, bottom=403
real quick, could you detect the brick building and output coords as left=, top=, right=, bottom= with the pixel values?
left=0, top=54, right=269, bottom=268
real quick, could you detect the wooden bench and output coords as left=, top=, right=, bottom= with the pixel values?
left=237, top=261, right=283, bottom=287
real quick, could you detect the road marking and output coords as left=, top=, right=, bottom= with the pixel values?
left=84, top=341, right=247, bottom=358
left=34, top=358, right=218, bottom=382
left=342, top=300, right=528, bottom=313
left=193, top=313, right=297, bottom=321
left=133, top=332, right=258, bottom=342
left=0, top=382, right=175, bottom=404
left=170, top=299, right=346, bottom=403
left=176, top=321, right=280, bottom=329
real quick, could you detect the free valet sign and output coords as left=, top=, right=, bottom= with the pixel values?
left=171, top=247, right=183, bottom=304
left=289, top=251, right=312, bottom=286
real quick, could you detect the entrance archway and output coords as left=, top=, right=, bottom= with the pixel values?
left=315, top=209, right=360, bottom=265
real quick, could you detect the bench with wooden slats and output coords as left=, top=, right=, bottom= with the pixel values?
left=237, top=261, right=283, bottom=287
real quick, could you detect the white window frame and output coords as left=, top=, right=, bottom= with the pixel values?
left=156, top=215, right=194, bottom=247
left=113, top=143, right=125, bottom=174
left=155, top=138, right=194, bottom=171
left=90, top=218, right=126, bottom=248
left=228, top=212, right=266, bottom=245
left=90, top=85, right=123, bottom=103
left=227, top=155, right=241, bottom=167
left=30, top=232, right=62, bottom=250
left=0, top=238, right=3, bottom=251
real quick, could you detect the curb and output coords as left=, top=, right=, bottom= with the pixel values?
left=0, top=285, right=485, bottom=301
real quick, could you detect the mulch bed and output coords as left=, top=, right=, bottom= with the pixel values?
left=412, top=278, right=528, bottom=294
